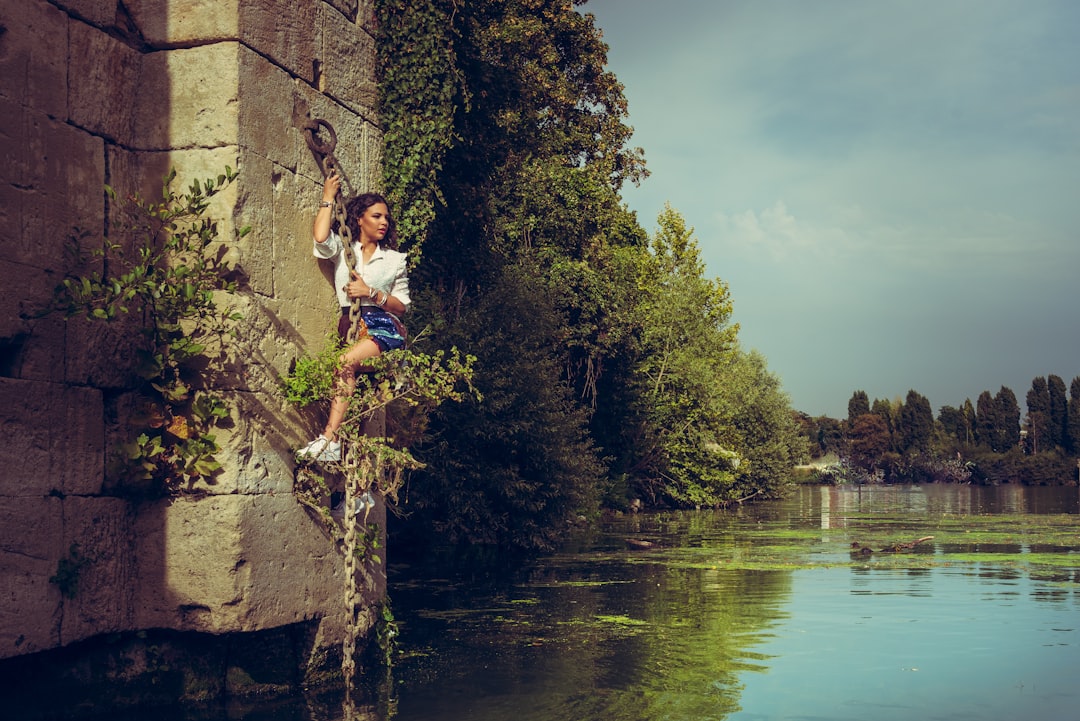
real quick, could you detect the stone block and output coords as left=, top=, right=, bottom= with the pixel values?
left=0, top=0, right=68, bottom=118
left=58, top=496, right=137, bottom=647
left=321, top=0, right=377, bottom=42
left=106, top=145, right=242, bottom=247
left=237, top=47, right=299, bottom=175
left=63, top=312, right=148, bottom=390
left=0, top=377, right=104, bottom=497
left=232, top=149, right=275, bottom=296
left=134, top=494, right=342, bottom=634
left=0, top=259, right=67, bottom=383
left=272, top=161, right=341, bottom=335
left=239, top=0, right=317, bottom=83
left=123, top=0, right=238, bottom=46
left=133, top=496, right=244, bottom=632
left=127, top=42, right=240, bottom=151
left=51, top=0, right=117, bottom=27
left=0, top=495, right=63, bottom=659
left=193, top=388, right=302, bottom=496
left=67, top=18, right=143, bottom=147
left=318, top=3, right=378, bottom=120
left=0, top=96, right=105, bottom=269
left=235, top=493, right=344, bottom=626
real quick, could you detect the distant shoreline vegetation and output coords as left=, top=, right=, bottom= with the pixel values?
left=795, top=376, right=1080, bottom=486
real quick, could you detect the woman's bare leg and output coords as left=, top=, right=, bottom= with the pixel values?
left=323, top=338, right=382, bottom=440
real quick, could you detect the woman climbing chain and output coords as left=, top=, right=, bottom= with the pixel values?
left=296, top=169, right=411, bottom=463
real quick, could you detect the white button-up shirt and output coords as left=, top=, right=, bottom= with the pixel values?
left=313, top=231, right=410, bottom=312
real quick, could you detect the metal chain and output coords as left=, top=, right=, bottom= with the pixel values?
left=341, top=444, right=360, bottom=703
left=302, top=118, right=370, bottom=709
left=303, top=118, right=368, bottom=345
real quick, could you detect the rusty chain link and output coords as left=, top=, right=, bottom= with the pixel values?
left=303, top=118, right=368, bottom=346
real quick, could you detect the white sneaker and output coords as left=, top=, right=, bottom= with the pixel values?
left=296, top=435, right=341, bottom=462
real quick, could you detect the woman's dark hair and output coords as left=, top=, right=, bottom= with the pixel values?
left=343, top=192, right=398, bottom=249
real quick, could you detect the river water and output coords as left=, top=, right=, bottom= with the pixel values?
left=81, top=484, right=1080, bottom=721
left=374, top=484, right=1080, bottom=721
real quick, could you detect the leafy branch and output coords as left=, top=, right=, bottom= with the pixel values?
left=53, top=167, right=249, bottom=497
left=284, top=337, right=478, bottom=507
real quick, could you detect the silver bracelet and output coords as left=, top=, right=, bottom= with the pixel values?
left=319, top=201, right=332, bottom=208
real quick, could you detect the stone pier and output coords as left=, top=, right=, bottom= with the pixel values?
left=0, top=0, right=386, bottom=710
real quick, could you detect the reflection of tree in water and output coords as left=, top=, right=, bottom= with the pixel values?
left=388, top=513, right=793, bottom=721
left=556, top=567, right=792, bottom=720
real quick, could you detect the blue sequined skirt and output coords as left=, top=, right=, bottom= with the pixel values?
left=339, top=306, right=406, bottom=352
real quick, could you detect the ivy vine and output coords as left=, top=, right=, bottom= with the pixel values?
left=375, top=0, right=464, bottom=261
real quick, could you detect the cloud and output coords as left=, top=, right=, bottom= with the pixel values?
left=588, top=0, right=1080, bottom=417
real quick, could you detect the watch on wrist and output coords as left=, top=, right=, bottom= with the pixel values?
left=319, top=201, right=332, bottom=208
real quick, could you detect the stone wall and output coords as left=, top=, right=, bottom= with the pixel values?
left=0, top=0, right=385, bottom=682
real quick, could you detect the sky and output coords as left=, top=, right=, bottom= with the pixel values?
left=584, top=0, right=1080, bottom=419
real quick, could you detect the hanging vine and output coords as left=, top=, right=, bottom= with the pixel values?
left=374, top=0, right=464, bottom=262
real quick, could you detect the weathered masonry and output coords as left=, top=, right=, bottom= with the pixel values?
left=1, top=0, right=386, bottom=706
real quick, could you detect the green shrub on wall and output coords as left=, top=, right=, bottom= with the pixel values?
left=54, top=168, right=249, bottom=498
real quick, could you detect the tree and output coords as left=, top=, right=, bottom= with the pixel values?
left=961, top=398, right=977, bottom=445
left=1025, top=376, right=1049, bottom=453
left=847, top=391, right=870, bottom=426
left=975, top=390, right=1000, bottom=451
left=996, top=386, right=1022, bottom=452
left=848, top=414, right=890, bottom=471
left=1068, top=376, right=1080, bottom=455
left=1047, top=374, right=1068, bottom=450
left=378, top=0, right=646, bottom=548
left=404, top=267, right=603, bottom=550
left=939, top=403, right=973, bottom=447
left=870, top=397, right=897, bottom=451
left=625, top=206, right=742, bottom=506
left=898, top=390, right=934, bottom=453
left=721, top=350, right=809, bottom=500
left=976, top=388, right=1019, bottom=453
left=814, top=415, right=845, bottom=458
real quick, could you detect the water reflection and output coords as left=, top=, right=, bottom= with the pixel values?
left=56, top=486, right=1080, bottom=721
left=387, top=536, right=794, bottom=720
left=383, top=486, right=1080, bottom=721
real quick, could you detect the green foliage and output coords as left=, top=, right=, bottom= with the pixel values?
left=374, top=0, right=802, bottom=544
left=1025, top=376, right=1050, bottom=453
left=53, top=168, right=246, bottom=497
left=623, top=208, right=744, bottom=506
left=898, top=389, right=933, bottom=453
left=282, top=334, right=346, bottom=407
left=283, top=335, right=478, bottom=508
left=939, top=403, right=974, bottom=446
left=376, top=0, right=462, bottom=259
left=847, top=390, right=870, bottom=423
left=1046, top=374, right=1068, bottom=450
left=49, top=543, right=88, bottom=600
left=1068, top=376, right=1080, bottom=455
left=373, top=599, right=399, bottom=668
left=815, top=372, right=1075, bottom=486
left=403, top=267, right=605, bottom=550
left=848, top=414, right=890, bottom=471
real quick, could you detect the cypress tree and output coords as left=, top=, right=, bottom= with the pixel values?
left=975, top=390, right=999, bottom=450
left=899, top=390, right=934, bottom=453
left=1047, top=374, right=1068, bottom=450
left=1068, top=376, right=1080, bottom=455
left=848, top=390, right=870, bottom=425
left=962, top=399, right=977, bottom=446
left=1025, top=376, right=1049, bottom=453
left=995, top=386, right=1021, bottom=452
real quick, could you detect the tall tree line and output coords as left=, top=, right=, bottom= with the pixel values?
left=375, top=0, right=806, bottom=549
left=800, top=374, right=1080, bottom=485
